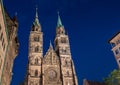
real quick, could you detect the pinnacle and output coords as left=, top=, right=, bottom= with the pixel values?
left=49, top=40, right=53, bottom=49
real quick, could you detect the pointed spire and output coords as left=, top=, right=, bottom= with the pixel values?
left=57, top=12, right=63, bottom=27
left=36, top=7, right=38, bottom=18
left=33, top=7, right=41, bottom=27
left=49, top=40, right=53, bottom=49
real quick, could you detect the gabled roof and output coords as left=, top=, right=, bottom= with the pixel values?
left=108, top=31, right=120, bottom=43
left=43, top=43, right=59, bottom=65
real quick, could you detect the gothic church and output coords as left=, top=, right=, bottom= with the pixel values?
left=24, top=8, right=78, bottom=85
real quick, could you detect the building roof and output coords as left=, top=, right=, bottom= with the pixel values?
left=33, top=7, right=41, bottom=27
left=108, top=31, right=120, bottom=43
left=87, top=81, right=105, bottom=85
left=83, top=79, right=106, bottom=85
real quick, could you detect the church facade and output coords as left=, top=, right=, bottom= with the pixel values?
left=23, top=8, right=78, bottom=85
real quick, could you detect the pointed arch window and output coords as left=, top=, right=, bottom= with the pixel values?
left=35, top=70, right=38, bottom=77
left=66, top=70, right=69, bottom=76
left=34, top=36, right=39, bottom=42
left=35, top=58, right=39, bottom=65
left=55, top=40, right=58, bottom=46
left=35, top=46, right=39, bottom=52
left=61, top=37, right=67, bottom=43
left=65, top=60, right=68, bottom=66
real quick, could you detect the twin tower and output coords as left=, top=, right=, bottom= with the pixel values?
left=23, top=8, right=78, bottom=85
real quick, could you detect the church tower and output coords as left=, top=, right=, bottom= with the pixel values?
left=54, top=13, right=78, bottom=85
left=25, top=8, right=43, bottom=85
left=24, top=9, right=78, bottom=85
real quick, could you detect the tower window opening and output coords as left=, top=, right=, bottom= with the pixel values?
left=119, top=47, right=120, bottom=51
left=61, top=37, right=67, bottom=43
left=115, top=49, right=119, bottom=55
left=35, top=70, right=38, bottom=77
left=34, top=36, right=39, bottom=42
left=66, top=70, right=69, bottom=76
left=116, top=40, right=120, bottom=45
left=119, top=60, right=120, bottom=64
left=55, top=40, right=58, bottom=46
left=64, top=49, right=67, bottom=54
left=32, top=28, right=35, bottom=31
left=65, top=60, right=69, bottom=66
left=35, top=46, right=39, bottom=52
left=35, top=58, right=39, bottom=65
left=36, top=28, right=38, bottom=31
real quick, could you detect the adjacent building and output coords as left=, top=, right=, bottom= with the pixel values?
left=23, top=8, right=78, bottom=85
left=109, top=32, right=120, bottom=69
left=83, top=31, right=120, bottom=85
left=0, top=0, right=8, bottom=82
left=83, top=79, right=105, bottom=85
left=0, top=0, right=19, bottom=85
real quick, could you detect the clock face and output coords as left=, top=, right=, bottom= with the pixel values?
left=48, top=70, right=57, bottom=80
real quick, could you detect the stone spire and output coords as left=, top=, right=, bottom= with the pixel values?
left=33, top=7, right=41, bottom=27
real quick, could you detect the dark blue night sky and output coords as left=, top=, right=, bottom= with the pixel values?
left=3, top=0, right=120, bottom=85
